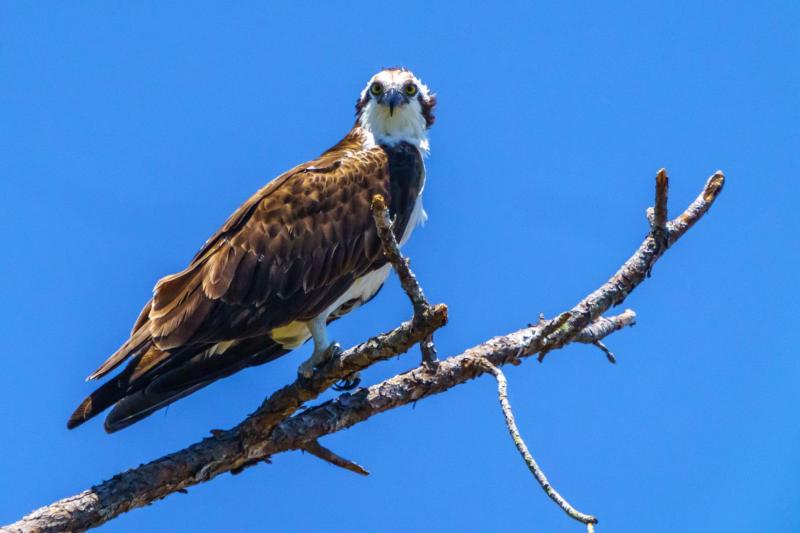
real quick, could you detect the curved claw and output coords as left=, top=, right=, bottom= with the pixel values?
left=332, top=373, right=361, bottom=391
left=298, top=342, right=343, bottom=379
left=325, top=342, right=342, bottom=359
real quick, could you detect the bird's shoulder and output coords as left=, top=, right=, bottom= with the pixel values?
left=191, top=134, right=390, bottom=266
left=138, top=133, right=392, bottom=346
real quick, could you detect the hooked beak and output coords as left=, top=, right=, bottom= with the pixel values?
left=378, top=88, right=406, bottom=116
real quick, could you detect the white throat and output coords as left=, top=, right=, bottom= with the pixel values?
left=358, top=101, right=430, bottom=153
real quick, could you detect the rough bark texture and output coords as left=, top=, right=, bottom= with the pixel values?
left=4, top=170, right=725, bottom=533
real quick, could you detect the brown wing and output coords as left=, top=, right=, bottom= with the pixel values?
left=146, top=147, right=392, bottom=349
left=84, top=134, right=397, bottom=384
left=70, top=133, right=425, bottom=432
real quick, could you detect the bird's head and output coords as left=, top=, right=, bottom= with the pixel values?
left=355, top=68, right=436, bottom=151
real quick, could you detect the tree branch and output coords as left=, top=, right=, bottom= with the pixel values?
left=301, top=440, right=369, bottom=476
left=5, top=169, right=724, bottom=532
left=481, top=361, right=597, bottom=525
left=653, top=168, right=669, bottom=231
left=371, top=194, right=432, bottom=317
left=574, top=308, right=637, bottom=363
left=371, top=194, right=439, bottom=364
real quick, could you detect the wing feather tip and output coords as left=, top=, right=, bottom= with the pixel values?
left=103, top=418, right=125, bottom=434
left=85, top=362, right=114, bottom=382
left=66, top=397, right=92, bottom=430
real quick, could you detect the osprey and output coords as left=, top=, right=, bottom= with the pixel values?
left=68, top=68, right=436, bottom=433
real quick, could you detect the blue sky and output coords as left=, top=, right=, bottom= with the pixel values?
left=1, top=1, right=798, bottom=531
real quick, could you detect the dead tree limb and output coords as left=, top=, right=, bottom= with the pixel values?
left=371, top=194, right=439, bottom=364
left=482, top=361, right=598, bottom=525
left=574, top=308, right=637, bottom=363
left=301, top=440, right=369, bottom=477
left=371, top=194, right=432, bottom=318
left=4, top=170, right=725, bottom=533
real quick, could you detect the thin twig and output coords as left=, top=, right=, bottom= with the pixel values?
left=371, top=194, right=439, bottom=364
left=668, top=171, right=725, bottom=243
left=371, top=194, right=431, bottom=316
left=482, top=361, right=598, bottom=525
left=535, top=312, right=572, bottom=362
left=590, top=341, right=616, bottom=363
left=420, top=334, right=438, bottom=365
left=573, top=309, right=636, bottom=342
left=302, top=440, right=369, bottom=476
left=540, top=170, right=723, bottom=362
left=574, top=309, right=637, bottom=363
left=654, top=168, right=669, bottom=230
left=6, top=170, right=724, bottom=532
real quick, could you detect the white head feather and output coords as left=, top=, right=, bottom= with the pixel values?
left=356, top=69, right=435, bottom=153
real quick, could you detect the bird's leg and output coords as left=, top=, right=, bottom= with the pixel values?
left=297, top=316, right=360, bottom=390
left=298, top=316, right=341, bottom=378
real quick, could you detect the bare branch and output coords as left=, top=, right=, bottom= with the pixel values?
left=574, top=309, right=637, bottom=363
left=590, top=340, right=616, bottom=364
left=481, top=361, right=597, bottom=525
left=574, top=309, right=636, bottom=343
left=4, top=306, right=447, bottom=533
left=372, top=194, right=438, bottom=364
left=419, top=334, right=438, bottom=365
left=5, top=170, right=724, bottom=532
left=539, top=170, right=723, bottom=361
left=654, top=168, right=669, bottom=230
left=668, top=171, right=725, bottom=243
left=302, top=440, right=369, bottom=476
left=371, top=194, right=431, bottom=315
left=239, top=304, right=447, bottom=442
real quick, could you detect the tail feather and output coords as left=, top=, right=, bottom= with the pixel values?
left=69, top=335, right=289, bottom=433
left=67, top=374, right=128, bottom=430
left=104, top=383, right=208, bottom=433
left=104, top=339, right=288, bottom=433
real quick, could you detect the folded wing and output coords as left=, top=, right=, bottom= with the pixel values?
left=68, top=141, right=421, bottom=431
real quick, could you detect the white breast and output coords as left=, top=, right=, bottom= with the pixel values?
left=272, top=264, right=394, bottom=350
left=322, top=263, right=392, bottom=320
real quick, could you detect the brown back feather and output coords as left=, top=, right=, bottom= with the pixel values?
left=71, top=127, right=424, bottom=431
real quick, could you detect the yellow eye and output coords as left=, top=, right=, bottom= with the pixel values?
left=370, top=83, right=383, bottom=96
left=404, top=84, right=418, bottom=96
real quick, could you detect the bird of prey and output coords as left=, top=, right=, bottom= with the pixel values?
left=68, top=68, right=436, bottom=433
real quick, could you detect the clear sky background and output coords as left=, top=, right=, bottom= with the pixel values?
left=1, top=2, right=798, bottom=532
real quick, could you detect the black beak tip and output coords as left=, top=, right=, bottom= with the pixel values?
left=380, top=88, right=405, bottom=116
